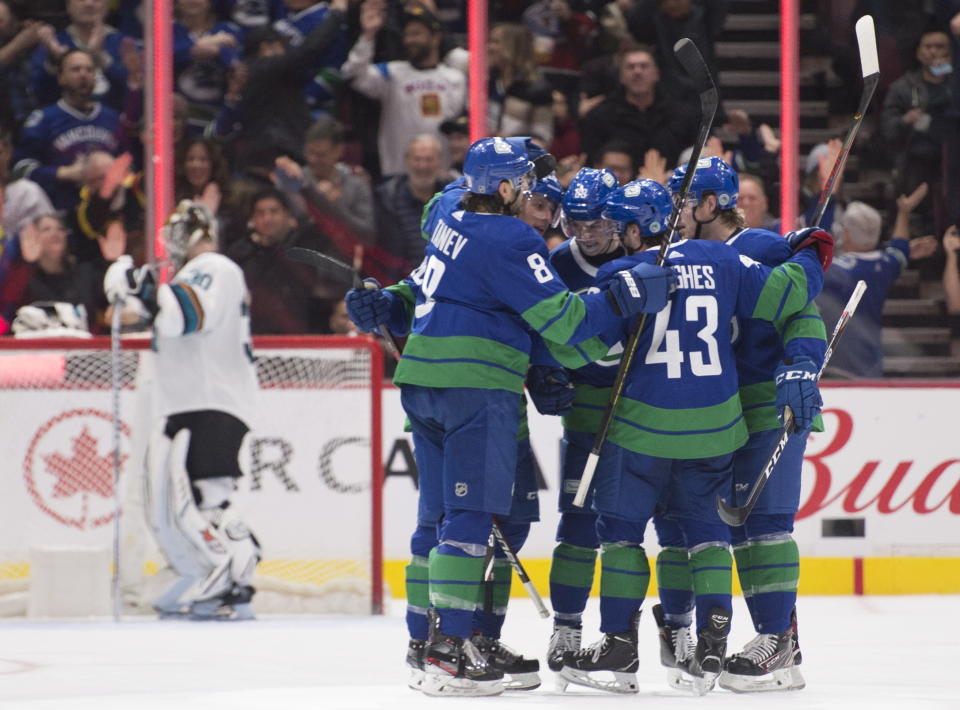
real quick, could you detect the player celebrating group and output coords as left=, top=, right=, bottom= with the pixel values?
left=345, top=137, right=676, bottom=697
left=554, top=172, right=832, bottom=695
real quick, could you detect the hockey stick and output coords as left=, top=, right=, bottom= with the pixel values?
left=572, top=38, right=719, bottom=507
left=809, top=15, right=879, bottom=227
left=286, top=246, right=402, bottom=360
left=491, top=517, right=550, bottom=618
left=717, top=280, right=867, bottom=526
left=109, top=299, right=124, bottom=622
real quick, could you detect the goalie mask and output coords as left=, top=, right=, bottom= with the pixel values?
left=163, top=200, right=217, bottom=269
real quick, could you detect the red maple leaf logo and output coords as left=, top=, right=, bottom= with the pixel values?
left=41, top=427, right=124, bottom=499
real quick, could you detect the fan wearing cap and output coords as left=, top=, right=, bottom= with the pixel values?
left=342, top=1, right=466, bottom=178
left=101, top=200, right=261, bottom=621
left=439, top=113, right=470, bottom=176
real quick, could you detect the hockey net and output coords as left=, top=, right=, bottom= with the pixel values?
left=0, top=335, right=384, bottom=617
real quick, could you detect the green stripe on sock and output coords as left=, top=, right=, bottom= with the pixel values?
left=733, top=543, right=754, bottom=600
left=491, top=559, right=512, bottom=609
left=599, top=543, right=650, bottom=600
left=549, top=542, right=597, bottom=590
left=656, top=547, right=691, bottom=593
left=428, top=549, right=484, bottom=611
left=743, top=538, right=800, bottom=596
left=405, top=555, right=430, bottom=608
left=690, top=545, right=732, bottom=597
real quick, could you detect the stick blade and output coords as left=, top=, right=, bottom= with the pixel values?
left=674, top=38, right=716, bottom=93
left=855, top=15, right=879, bottom=77
left=716, top=494, right=746, bottom=526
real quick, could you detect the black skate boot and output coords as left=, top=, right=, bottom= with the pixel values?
left=652, top=603, right=697, bottom=692
left=422, top=634, right=504, bottom=697
left=558, top=611, right=640, bottom=694
left=719, top=610, right=805, bottom=693
left=791, top=608, right=803, bottom=666
left=547, top=622, right=582, bottom=673
left=189, top=584, right=255, bottom=621
left=678, top=606, right=730, bottom=695
left=471, top=634, right=540, bottom=690
left=406, top=639, right=426, bottom=691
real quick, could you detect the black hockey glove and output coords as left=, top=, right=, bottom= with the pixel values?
left=526, top=365, right=575, bottom=416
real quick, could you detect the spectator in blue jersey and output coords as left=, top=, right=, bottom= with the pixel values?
left=818, top=194, right=937, bottom=379
left=219, top=0, right=287, bottom=32
left=173, top=0, right=243, bottom=135
left=13, top=48, right=121, bottom=212
left=374, top=134, right=447, bottom=283
left=272, top=0, right=349, bottom=115
left=30, top=0, right=131, bottom=112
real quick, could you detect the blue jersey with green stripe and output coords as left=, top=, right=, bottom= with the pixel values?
left=548, top=238, right=626, bottom=433
left=725, top=228, right=827, bottom=433
left=590, top=238, right=823, bottom=459
left=392, top=202, right=623, bottom=394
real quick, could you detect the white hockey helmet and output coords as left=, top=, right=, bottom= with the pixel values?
left=162, top=200, right=217, bottom=268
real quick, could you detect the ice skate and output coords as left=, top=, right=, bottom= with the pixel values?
left=188, top=584, right=256, bottom=621
left=422, top=634, right=504, bottom=697
left=547, top=623, right=582, bottom=672
left=677, top=606, right=730, bottom=695
left=652, top=604, right=697, bottom=692
left=471, top=634, right=540, bottom=690
left=406, top=639, right=426, bottom=690
left=719, top=629, right=805, bottom=692
left=558, top=611, right=640, bottom=694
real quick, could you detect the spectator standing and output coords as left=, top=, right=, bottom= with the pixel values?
left=880, top=28, right=954, bottom=235
left=439, top=113, right=469, bottom=176
left=173, top=136, right=239, bottom=237
left=817, top=195, right=937, bottom=378
left=30, top=0, right=131, bottom=112
left=487, top=23, right=554, bottom=144
left=578, top=44, right=696, bottom=167
left=374, top=134, right=446, bottom=282
left=13, top=48, right=121, bottom=212
left=272, top=0, right=349, bottom=115
left=521, top=0, right=596, bottom=73
left=210, top=1, right=346, bottom=176
left=342, top=1, right=465, bottom=178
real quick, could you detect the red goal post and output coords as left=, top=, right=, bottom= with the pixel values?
left=0, top=335, right=384, bottom=616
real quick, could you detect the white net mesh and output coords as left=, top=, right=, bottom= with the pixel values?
left=0, top=336, right=383, bottom=617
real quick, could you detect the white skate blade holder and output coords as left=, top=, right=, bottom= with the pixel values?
left=421, top=673, right=503, bottom=697
left=719, top=666, right=806, bottom=693
left=558, top=667, right=638, bottom=694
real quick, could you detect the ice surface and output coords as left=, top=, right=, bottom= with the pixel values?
left=0, top=595, right=954, bottom=709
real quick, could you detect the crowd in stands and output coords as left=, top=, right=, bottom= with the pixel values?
left=0, top=0, right=956, bottom=377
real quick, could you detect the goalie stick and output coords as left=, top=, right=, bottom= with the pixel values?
left=810, top=15, right=879, bottom=226
left=109, top=299, right=124, bottom=622
left=717, top=280, right=868, bottom=526
left=286, top=246, right=402, bottom=360
left=573, top=37, right=719, bottom=507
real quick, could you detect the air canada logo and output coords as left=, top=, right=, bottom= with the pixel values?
left=23, top=409, right=131, bottom=529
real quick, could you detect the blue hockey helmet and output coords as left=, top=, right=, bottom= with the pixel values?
left=668, top=156, right=739, bottom=210
left=506, top=136, right=557, bottom=179
left=602, top=179, right=673, bottom=237
left=561, top=168, right=619, bottom=221
left=529, top=173, right=564, bottom=205
left=463, top=137, right=535, bottom=195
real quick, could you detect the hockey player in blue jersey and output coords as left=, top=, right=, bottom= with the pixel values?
left=556, top=173, right=832, bottom=695
left=345, top=137, right=676, bottom=697
left=645, top=156, right=833, bottom=693
left=542, top=166, right=627, bottom=675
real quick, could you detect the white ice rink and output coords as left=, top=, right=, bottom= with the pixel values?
left=0, top=595, right=955, bottom=709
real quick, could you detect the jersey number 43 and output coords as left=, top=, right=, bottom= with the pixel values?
left=645, top=295, right=722, bottom=379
